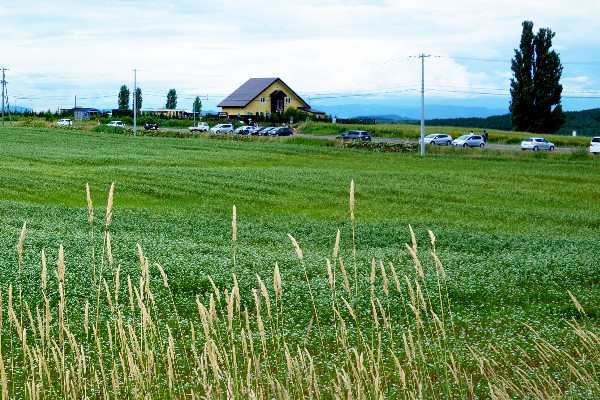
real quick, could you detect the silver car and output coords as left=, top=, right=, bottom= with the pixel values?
left=520, top=137, right=555, bottom=151
left=57, top=118, right=72, bottom=126
left=107, top=121, right=126, bottom=127
left=424, top=133, right=453, bottom=146
left=210, top=123, right=234, bottom=134
left=452, top=134, right=485, bottom=147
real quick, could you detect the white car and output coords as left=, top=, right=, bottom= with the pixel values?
left=210, top=123, right=234, bottom=134
left=589, top=137, right=600, bottom=154
left=235, top=125, right=253, bottom=134
left=452, top=134, right=485, bottom=147
left=424, top=133, right=453, bottom=146
left=107, top=121, right=126, bottom=128
left=57, top=118, right=72, bottom=126
left=188, top=122, right=210, bottom=132
left=520, top=137, right=555, bottom=151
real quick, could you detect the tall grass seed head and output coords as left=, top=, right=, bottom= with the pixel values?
left=106, top=182, right=114, bottom=227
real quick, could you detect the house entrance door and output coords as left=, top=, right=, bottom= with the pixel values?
left=270, top=90, right=286, bottom=114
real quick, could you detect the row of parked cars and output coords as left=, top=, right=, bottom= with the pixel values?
left=423, top=133, right=487, bottom=147
left=53, top=118, right=600, bottom=154
left=425, top=133, right=557, bottom=151
left=189, top=123, right=294, bottom=136
left=58, top=118, right=127, bottom=127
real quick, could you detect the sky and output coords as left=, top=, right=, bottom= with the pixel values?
left=1, top=0, right=599, bottom=115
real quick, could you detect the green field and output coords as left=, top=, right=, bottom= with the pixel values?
left=1, top=127, right=599, bottom=398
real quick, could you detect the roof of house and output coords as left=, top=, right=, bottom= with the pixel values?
left=298, top=106, right=326, bottom=115
left=217, top=78, right=310, bottom=108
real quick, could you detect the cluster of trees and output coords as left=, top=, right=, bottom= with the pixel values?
left=117, top=87, right=202, bottom=115
left=118, top=85, right=142, bottom=110
left=510, top=20, right=565, bottom=134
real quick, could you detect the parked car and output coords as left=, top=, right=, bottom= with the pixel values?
left=144, top=123, right=159, bottom=130
left=210, top=123, right=234, bottom=134
left=452, top=134, right=485, bottom=147
left=589, top=137, right=600, bottom=154
left=107, top=121, right=126, bottom=128
left=57, top=118, right=72, bottom=126
left=424, top=133, right=453, bottom=146
left=268, top=126, right=294, bottom=136
left=260, top=127, right=278, bottom=136
left=253, top=127, right=273, bottom=136
left=335, top=130, right=372, bottom=141
left=520, top=137, right=555, bottom=151
left=188, top=122, right=209, bottom=132
left=235, top=125, right=253, bottom=134
left=247, top=126, right=263, bottom=135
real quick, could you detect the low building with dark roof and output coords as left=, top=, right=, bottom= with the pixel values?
left=217, top=78, right=325, bottom=119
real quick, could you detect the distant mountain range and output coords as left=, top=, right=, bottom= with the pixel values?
left=394, top=108, right=600, bottom=137
left=312, top=103, right=508, bottom=120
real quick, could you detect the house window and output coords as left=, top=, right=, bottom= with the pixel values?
left=260, top=97, right=266, bottom=103
left=285, top=97, right=291, bottom=104
left=246, top=111, right=253, bottom=116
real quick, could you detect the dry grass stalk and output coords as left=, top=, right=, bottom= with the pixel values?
left=339, top=258, right=351, bottom=297
left=567, top=291, right=587, bottom=317
left=232, top=205, right=237, bottom=242
left=105, top=182, right=114, bottom=227
left=405, top=243, right=424, bottom=279
left=57, top=244, right=65, bottom=282
left=408, top=224, right=417, bottom=253
left=333, top=229, right=340, bottom=259
left=287, top=234, right=303, bottom=261
left=349, top=180, right=358, bottom=299
left=41, top=250, right=47, bottom=293
left=273, top=263, right=282, bottom=299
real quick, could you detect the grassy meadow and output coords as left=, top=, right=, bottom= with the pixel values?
left=0, top=126, right=599, bottom=398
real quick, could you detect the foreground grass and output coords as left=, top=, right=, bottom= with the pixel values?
left=0, top=127, right=599, bottom=397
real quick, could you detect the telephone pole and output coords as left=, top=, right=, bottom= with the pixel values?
left=1, top=68, right=7, bottom=128
left=419, top=54, right=430, bottom=156
left=133, top=69, right=137, bottom=137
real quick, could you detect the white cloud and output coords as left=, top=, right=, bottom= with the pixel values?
left=1, top=0, right=599, bottom=110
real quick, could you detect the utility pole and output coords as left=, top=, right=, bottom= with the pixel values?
left=419, top=54, right=430, bottom=156
left=1, top=68, right=7, bottom=128
left=193, top=98, right=196, bottom=126
left=133, top=69, right=137, bottom=137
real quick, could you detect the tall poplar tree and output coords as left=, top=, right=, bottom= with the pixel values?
left=133, top=87, right=142, bottom=110
left=510, top=21, right=565, bottom=133
left=118, top=85, right=130, bottom=110
left=193, top=96, right=202, bottom=115
left=165, top=89, right=177, bottom=109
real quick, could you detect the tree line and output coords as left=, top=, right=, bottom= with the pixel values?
left=117, top=86, right=202, bottom=115
left=396, top=108, right=600, bottom=137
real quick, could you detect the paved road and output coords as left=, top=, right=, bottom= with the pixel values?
left=296, top=133, right=575, bottom=153
left=147, top=127, right=578, bottom=153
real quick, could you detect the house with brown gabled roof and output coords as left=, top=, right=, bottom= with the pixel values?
left=217, top=77, right=325, bottom=119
